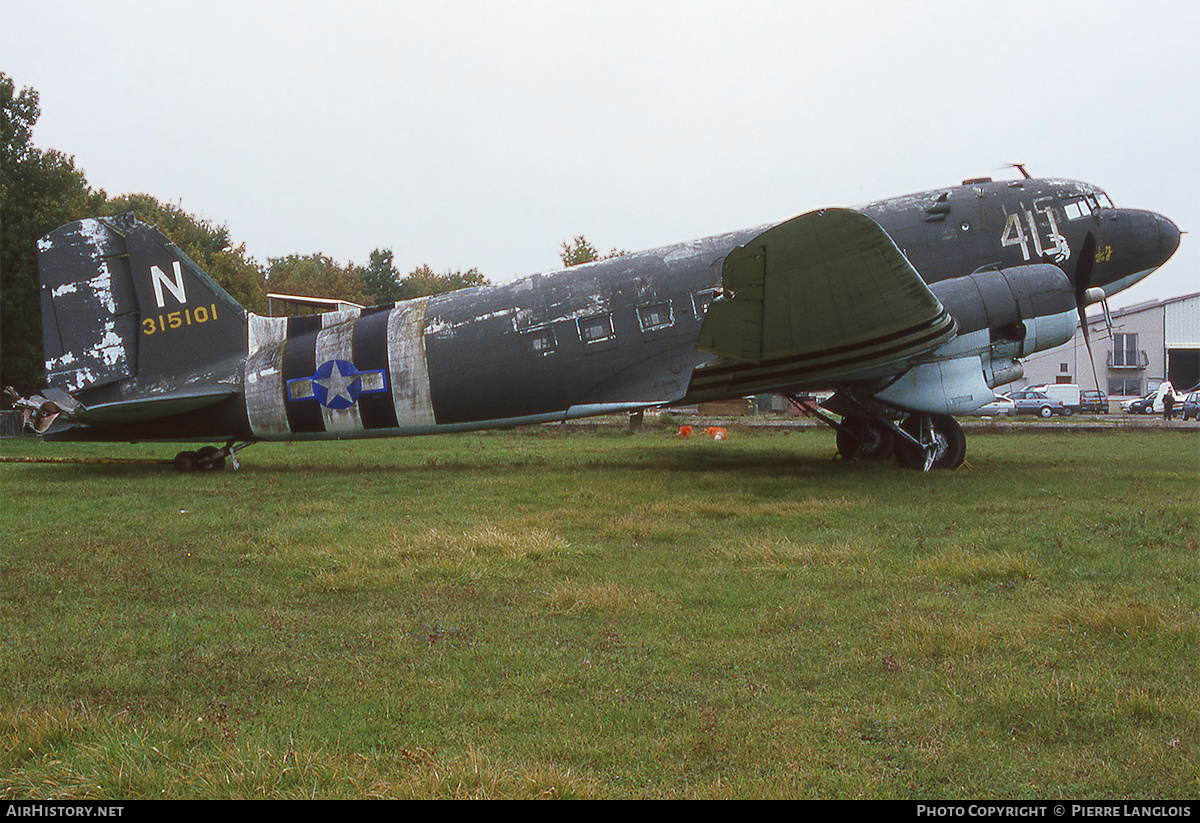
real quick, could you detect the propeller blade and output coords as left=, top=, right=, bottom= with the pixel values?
left=1073, top=232, right=1102, bottom=390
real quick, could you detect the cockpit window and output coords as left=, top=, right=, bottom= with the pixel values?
left=1064, top=199, right=1093, bottom=220
left=1097, top=192, right=1114, bottom=209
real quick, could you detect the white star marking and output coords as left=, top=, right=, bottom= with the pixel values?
left=315, top=361, right=356, bottom=407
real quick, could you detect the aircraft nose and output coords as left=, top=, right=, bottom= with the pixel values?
left=1094, top=208, right=1181, bottom=296
left=1129, top=209, right=1181, bottom=269
left=1153, top=211, right=1182, bottom=265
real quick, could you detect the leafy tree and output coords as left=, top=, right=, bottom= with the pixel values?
left=1, top=73, right=98, bottom=390
left=264, top=253, right=367, bottom=309
left=358, top=248, right=403, bottom=305
left=560, top=235, right=627, bottom=267
left=398, top=264, right=489, bottom=300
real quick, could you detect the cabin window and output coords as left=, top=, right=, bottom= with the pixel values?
left=522, top=327, right=556, bottom=355
left=638, top=302, right=674, bottom=332
left=579, top=314, right=614, bottom=343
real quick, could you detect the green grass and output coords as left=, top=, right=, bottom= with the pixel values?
left=1, top=426, right=1197, bottom=798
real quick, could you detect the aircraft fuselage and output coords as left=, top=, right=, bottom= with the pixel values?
left=36, top=176, right=1180, bottom=454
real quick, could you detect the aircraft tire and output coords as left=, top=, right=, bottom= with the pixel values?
left=895, top=414, right=966, bottom=471
left=836, top=417, right=895, bottom=461
left=174, top=451, right=199, bottom=472
left=196, top=446, right=226, bottom=471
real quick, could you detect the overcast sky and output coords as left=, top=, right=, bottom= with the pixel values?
left=4, top=0, right=1196, bottom=309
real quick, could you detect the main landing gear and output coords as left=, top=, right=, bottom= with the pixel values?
left=890, top=413, right=966, bottom=471
left=830, top=409, right=966, bottom=471
left=173, top=440, right=255, bottom=473
left=835, top=417, right=895, bottom=462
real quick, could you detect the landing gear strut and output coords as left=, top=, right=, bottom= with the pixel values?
left=790, top=392, right=967, bottom=472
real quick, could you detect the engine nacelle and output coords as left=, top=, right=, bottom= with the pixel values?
left=874, top=265, right=1077, bottom=414
left=875, top=354, right=997, bottom=414
left=930, top=264, right=1077, bottom=357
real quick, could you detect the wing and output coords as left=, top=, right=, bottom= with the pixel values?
left=691, top=208, right=956, bottom=395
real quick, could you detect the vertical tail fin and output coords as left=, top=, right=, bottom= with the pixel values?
left=39, top=214, right=248, bottom=393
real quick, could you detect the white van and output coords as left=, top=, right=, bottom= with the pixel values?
left=1029, top=383, right=1082, bottom=414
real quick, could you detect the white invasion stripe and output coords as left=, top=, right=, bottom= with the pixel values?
left=245, top=314, right=289, bottom=437
left=387, top=299, right=436, bottom=427
left=317, top=309, right=364, bottom=432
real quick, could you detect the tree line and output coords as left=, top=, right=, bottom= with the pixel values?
left=1, top=73, right=617, bottom=392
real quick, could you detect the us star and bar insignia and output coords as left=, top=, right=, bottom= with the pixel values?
left=286, top=359, right=388, bottom=409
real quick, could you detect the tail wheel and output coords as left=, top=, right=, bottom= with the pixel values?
left=196, top=446, right=226, bottom=471
left=894, top=414, right=966, bottom=471
left=174, top=447, right=227, bottom=472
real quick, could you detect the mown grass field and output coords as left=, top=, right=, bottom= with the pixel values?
left=1, top=425, right=1196, bottom=798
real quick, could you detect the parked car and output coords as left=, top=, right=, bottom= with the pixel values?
left=967, top=396, right=1016, bottom=416
left=1080, top=389, right=1110, bottom=414
left=1004, top=390, right=1069, bottom=418
left=1181, top=391, right=1200, bottom=421
left=1126, top=393, right=1157, bottom=414
left=1121, top=392, right=1154, bottom=413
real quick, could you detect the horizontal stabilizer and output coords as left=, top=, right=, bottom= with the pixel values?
left=76, top=389, right=236, bottom=424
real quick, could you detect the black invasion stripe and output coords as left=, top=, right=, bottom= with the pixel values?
left=352, top=306, right=399, bottom=430
left=690, top=322, right=954, bottom=393
left=698, top=312, right=953, bottom=379
left=690, top=317, right=955, bottom=394
left=282, top=315, right=325, bottom=434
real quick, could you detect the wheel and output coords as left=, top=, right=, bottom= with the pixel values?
left=836, top=417, right=895, bottom=461
left=894, top=414, right=966, bottom=471
left=1039, top=406, right=1053, bottom=419
left=173, top=451, right=199, bottom=472
left=1062, top=407, right=1073, bottom=417
left=196, top=446, right=226, bottom=471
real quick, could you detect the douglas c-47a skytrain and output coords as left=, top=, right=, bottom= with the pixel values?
left=17, top=173, right=1180, bottom=471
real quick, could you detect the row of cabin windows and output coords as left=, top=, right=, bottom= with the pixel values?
left=522, top=290, right=717, bottom=356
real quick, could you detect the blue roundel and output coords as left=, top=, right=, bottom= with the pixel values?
left=312, top=359, right=362, bottom=409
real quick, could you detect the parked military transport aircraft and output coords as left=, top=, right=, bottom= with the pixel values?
left=17, top=173, right=1180, bottom=471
